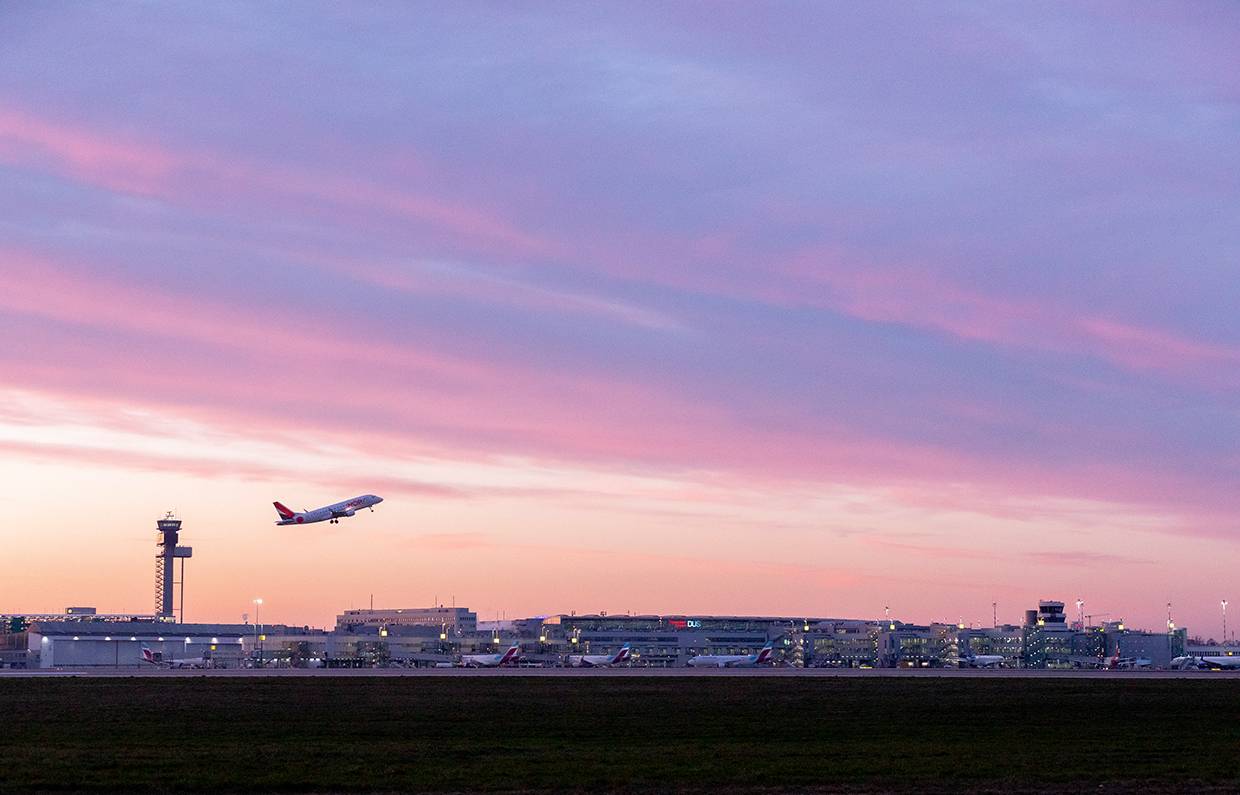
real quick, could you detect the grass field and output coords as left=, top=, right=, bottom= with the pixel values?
left=2, top=676, right=1239, bottom=793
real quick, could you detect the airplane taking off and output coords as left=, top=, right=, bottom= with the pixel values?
left=142, top=646, right=210, bottom=669
left=568, top=643, right=631, bottom=668
left=687, top=641, right=776, bottom=668
left=273, top=494, right=383, bottom=525
left=461, top=644, right=521, bottom=668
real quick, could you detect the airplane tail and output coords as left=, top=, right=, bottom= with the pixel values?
left=273, top=501, right=295, bottom=520
left=613, top=643, right=632, bottom=664
left=755, top=642, right=775, bottom=664
left=500, top=644, right=521, bottom=664
left=141, top=646, right=156, bottom=664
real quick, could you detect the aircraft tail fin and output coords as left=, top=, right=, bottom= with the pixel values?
left=141, top=646, right=156, bottom=664
left=755, top=642, right=775, bottom=664
left=273, top=501, right=295, bottom=520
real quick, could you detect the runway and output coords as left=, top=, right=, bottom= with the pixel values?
left=3, top=666, right=1237, bottom=678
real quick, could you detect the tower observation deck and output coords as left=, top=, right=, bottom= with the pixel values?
left=155, top=513, right=192, bottom=621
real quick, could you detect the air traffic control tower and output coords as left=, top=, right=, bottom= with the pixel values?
left=155, top=513, right=192, bottom=621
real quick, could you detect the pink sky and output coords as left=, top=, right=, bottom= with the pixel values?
left=2, top=3, right=1238, bottom=637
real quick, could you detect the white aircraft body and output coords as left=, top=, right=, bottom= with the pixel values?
left=960, top=653, right=1005, bottom=668
left=461, top=644, right=521, bottom=668
left=1172, top=655, right=1240, bottom=670
left=142, top=646, right=210, bottom=669
left=568, top=643, right=631, bottom=668
left=273, top=494, right=383, bottom=525
left=687, top=641, right=775, bottom=668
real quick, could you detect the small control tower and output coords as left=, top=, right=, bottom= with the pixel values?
left=154, top=512, right=192, bottom=621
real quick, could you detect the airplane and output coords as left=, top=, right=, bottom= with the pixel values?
left=1115, top=657, right=1154, bottom=670
left=461, top=643, right=521, bottom=668
left=142, top=645, right=211, bottom=669
left=1171, top=654, right=1240, bottom=671
left=1106, top=653, right=1153, bottom=670
left=687, top=641, right=776, bottom=668
left=959, top=652, right=1005, bottom=668
left=273, top=494, right=383, bottom=525
left=567, top=643, right=631, bottom=668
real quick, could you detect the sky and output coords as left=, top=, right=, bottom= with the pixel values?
left=2, top=3, right=1238, bottom=636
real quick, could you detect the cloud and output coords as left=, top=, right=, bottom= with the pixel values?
left=1027, top=550, right=1152, bottom=567
left=0, top=439, right=467, bottom=500
left=775, top=248, right=1240, bottom=390
left=3, top=5, right=1240, bottom=631
left=0, top=107, right=177, bottom=194
left=0, top=105, right=553, bottom=258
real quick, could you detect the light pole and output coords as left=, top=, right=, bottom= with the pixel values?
left=253, top=598, right=263, bottom=667
left=1223, top=600, right=1229, bottom=646
left=1076, top=599, right=1084, bottom=628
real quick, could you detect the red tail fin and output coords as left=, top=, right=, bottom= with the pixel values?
left=273, top=501, right=295, bottom=519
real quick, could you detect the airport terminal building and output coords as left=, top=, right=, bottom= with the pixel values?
left=0, top=599, right=1197, bottom=670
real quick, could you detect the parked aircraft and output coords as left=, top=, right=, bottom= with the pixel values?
left=960, top=652, right=1005, bottom=668
left=141, top=646, right=210, bottom=669
left=273, top=495, right=383, bottom=525
left=1107, top=653, right=1153, bottom=670
left=461, top=643, right=521, bottom=668
left=568, top=643, right=631, bottom=668
left=687, top=641, right=775, bottom=668
left=1171, top=654, right=1240, bottom=670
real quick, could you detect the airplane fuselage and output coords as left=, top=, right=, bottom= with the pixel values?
left=275, top=495, right=383, bottom=525
left=687, top=645, right=774, bottom=668
left=143, top=647, right=210, bottom=669
left=461, top=645, right=521, bottom=668
left=1175, top=654, right=1240, bottom=664
left=568, top=645, right=631, bottom=668
left=167, top=657, right=210, bottom=669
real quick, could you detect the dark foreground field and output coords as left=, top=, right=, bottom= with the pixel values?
left=2, top=677, right=1239, bottom=793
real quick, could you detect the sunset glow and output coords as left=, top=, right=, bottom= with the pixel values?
left=3, top=4, right=1238, bottom=634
